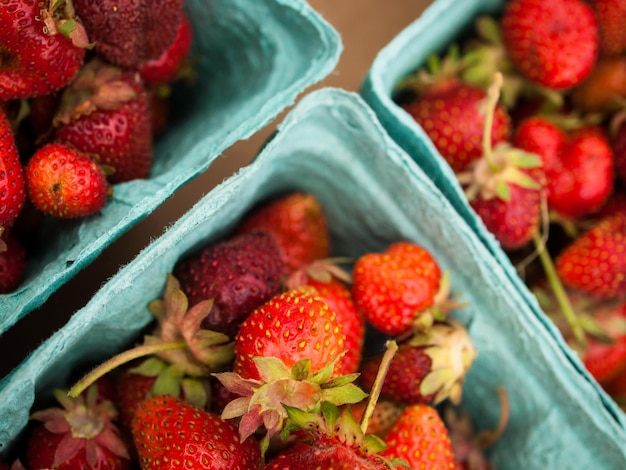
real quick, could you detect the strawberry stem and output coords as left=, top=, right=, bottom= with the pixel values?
left=68, top=340, right=187, bottom=397
left=482, top=72, right=503, bottom=172
left=359, top=340, right=398, bottom=435
left=532, top=233, right=586, bottom=346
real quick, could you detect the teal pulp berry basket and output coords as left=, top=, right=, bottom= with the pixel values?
left=0, top=0, right=341, bottom=336
left=360, top=0, right=626, bottom=432
left=1, top=89, right=625, bottom=468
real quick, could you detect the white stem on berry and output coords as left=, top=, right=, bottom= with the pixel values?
left=359, top=340, right=398, bottom=435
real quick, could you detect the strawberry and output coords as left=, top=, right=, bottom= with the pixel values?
left=457, top=74, right=545, bottom=251
left=234, top=192, right=331, bottom=275
left=0, top=108, right=25, bottom=234
left=25, top=142, right=110, bottom=218
left=382, top=403, right=456, bottom=469
left=73, top=0, right=185, bottom=68
left=556, top=212, right=626, bottom=299
left=131, top=395, right=262, bottom=470
left=137, top=14, right=194, bottom=86
left=0, top=234, right=26, bottom=294
left=513, top=118, right=614, bottom=220
left=0, top=0, right=89, bottom=100
left=500, top=0, right=598, bottom=89
left=287, top=261, right=365, bottom=375
left=401, top=80, right=511, bottom=173
left=570, top=56, right=626, bottom=113
left=25, top=385, right=131, bottom=470
left=233, top=287, right=346, bottom=381
left=350, top=399, right=405, bottom=439
left=605, top=366, right=626, bottom=409
left=612, top=119, right=626, bottom=186
left=359, top=320, right=477, bottom=406
left=174, top=230, right=285, bottom=338
left=54, top=58, right=153, bottom=183
left=589, top=0, right=626, bottom=57
left=352, top=241, right=451, bottom=336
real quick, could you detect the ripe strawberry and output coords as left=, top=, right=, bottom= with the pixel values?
left=500, top=0, right=598, bottom=89
left=0, top=0, right=89, bottom=100
left=137, top=14, right=194, bottom=86
left=401, top=80, right=511, bottom=172
left=360, top=320, right=477, bottom=406
left=382, top=403, right=456, bottom=469
left=0, top=108, right=25, bottom=234
left=174, top=230, right=285, bottom=337
left=0, top=234, right=26, bottom=294
left=234, top=192, right=331, bottom=275
left=73, top=0, right=185, bottom=68
left=513, top=118, right=614, bottom=220
left=54, top=58, right=153, bottom=183
left=287, top=261, right=365, bottom=375
left=556, top=212, right=626, bottom=299
left=131, top=395, right=262, bottom=470
left=589, top=0, right=626, bottom=57
left=25, top=142, right=110, bottom=218
left=570, top=56, right=626, bottom=113
left=233, top=287, right=346, bottom=381
left=352, top=241, right=448, bottom=336
left=457, top=74, right=545, bottom=251
left=25, top=386, right=131, bottom=470
left=350, top=399, right=405, bottom=438
left=612, top=119, right=626, bottom=186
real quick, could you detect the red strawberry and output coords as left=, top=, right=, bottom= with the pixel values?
left=589, top=0, right=626, bottom=57
left=54, top=58, right=153, bottom=183
left=605, top=366, right=626, bottom=409
left=25, top=386, right=131, bottom=470
left=401, top=80, right=511, bottom=172
left=570, top=56, right=626, bottom=113
left=174, top=230, right=285, bottom=338
left=131, top=395, right=262, bottom=470
left=611, top=119, right=626, bottom=186
left=457, top=74, right=546, bottom=251
left=352, top=241, right=447, bottom=336
left=0, top=234, right=26, bottom=294
left=350, top=399, right=405, bottom=439
left=287, top=261, right=365, bottom=375
left=233, top=287, right=346, bottom=381
left=25, top=142, right=110, bottom=218
left=556, top=212, right=626, bottom=299
left=500, top=0, right=598, bottom=89
left=0, top=0, right=89, bottom=100
left=382, top=403, right=456, bottom=469
left=137, top=14, right=194, bottom=86
left=0, top=109, right=25, bottom=234
left=73, top=0, right=185, bottom=68
left=234, top=192, right=331, bottom=275
left=360, top=320, right=477, bottom=406
left=513, top=118, right=614, bottom=220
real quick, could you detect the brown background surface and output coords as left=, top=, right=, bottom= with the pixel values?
left=1, top=0, right=434, bottom=376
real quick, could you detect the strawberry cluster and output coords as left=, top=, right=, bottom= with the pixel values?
left=0, top=0, right=193, bottom=293
left=395, top=0, right=626, bottom=409
left=0, top=192, right=507, bottom=469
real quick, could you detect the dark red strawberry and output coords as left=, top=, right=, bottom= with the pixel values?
left=589, top=0, right=626, bottom=57
left=359, top=320, right=477, bottom=406
left=382, top=404, right=456, bottom=469
left=556, top=212, right=626, bottom=299
left=131, top=395, right=262, bottom=470
left=174, top=230, right=285, bottom=337
left=73, top=0, right=185, bottom=68
left=605, top=366, right=626, bottom=409
left=513, top=118, right=614, bottom=220
left=500, top=0, right=598, bottom=89
left=352, top=241, right=447, bottom=336
left=0, top=234, right=26, bottom=294
left=0, top=108, right=25, bottom=235
left=234, top=192, right=331, bottom=275
left=137, top=14, right=193, bottom=86
left=0, top=0, right=89, bottom=100
left=612, top=119, right=626, bottom=185
left=25, top=386, right=131, bottom=470
left=54, top=58, right=153, bottom=183
left=25, top=142, right=110, bottom=219
left=570, top=56, right=626, bottom=113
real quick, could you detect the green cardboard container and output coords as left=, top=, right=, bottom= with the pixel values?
left=0, top=0, right=341, bottom=335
